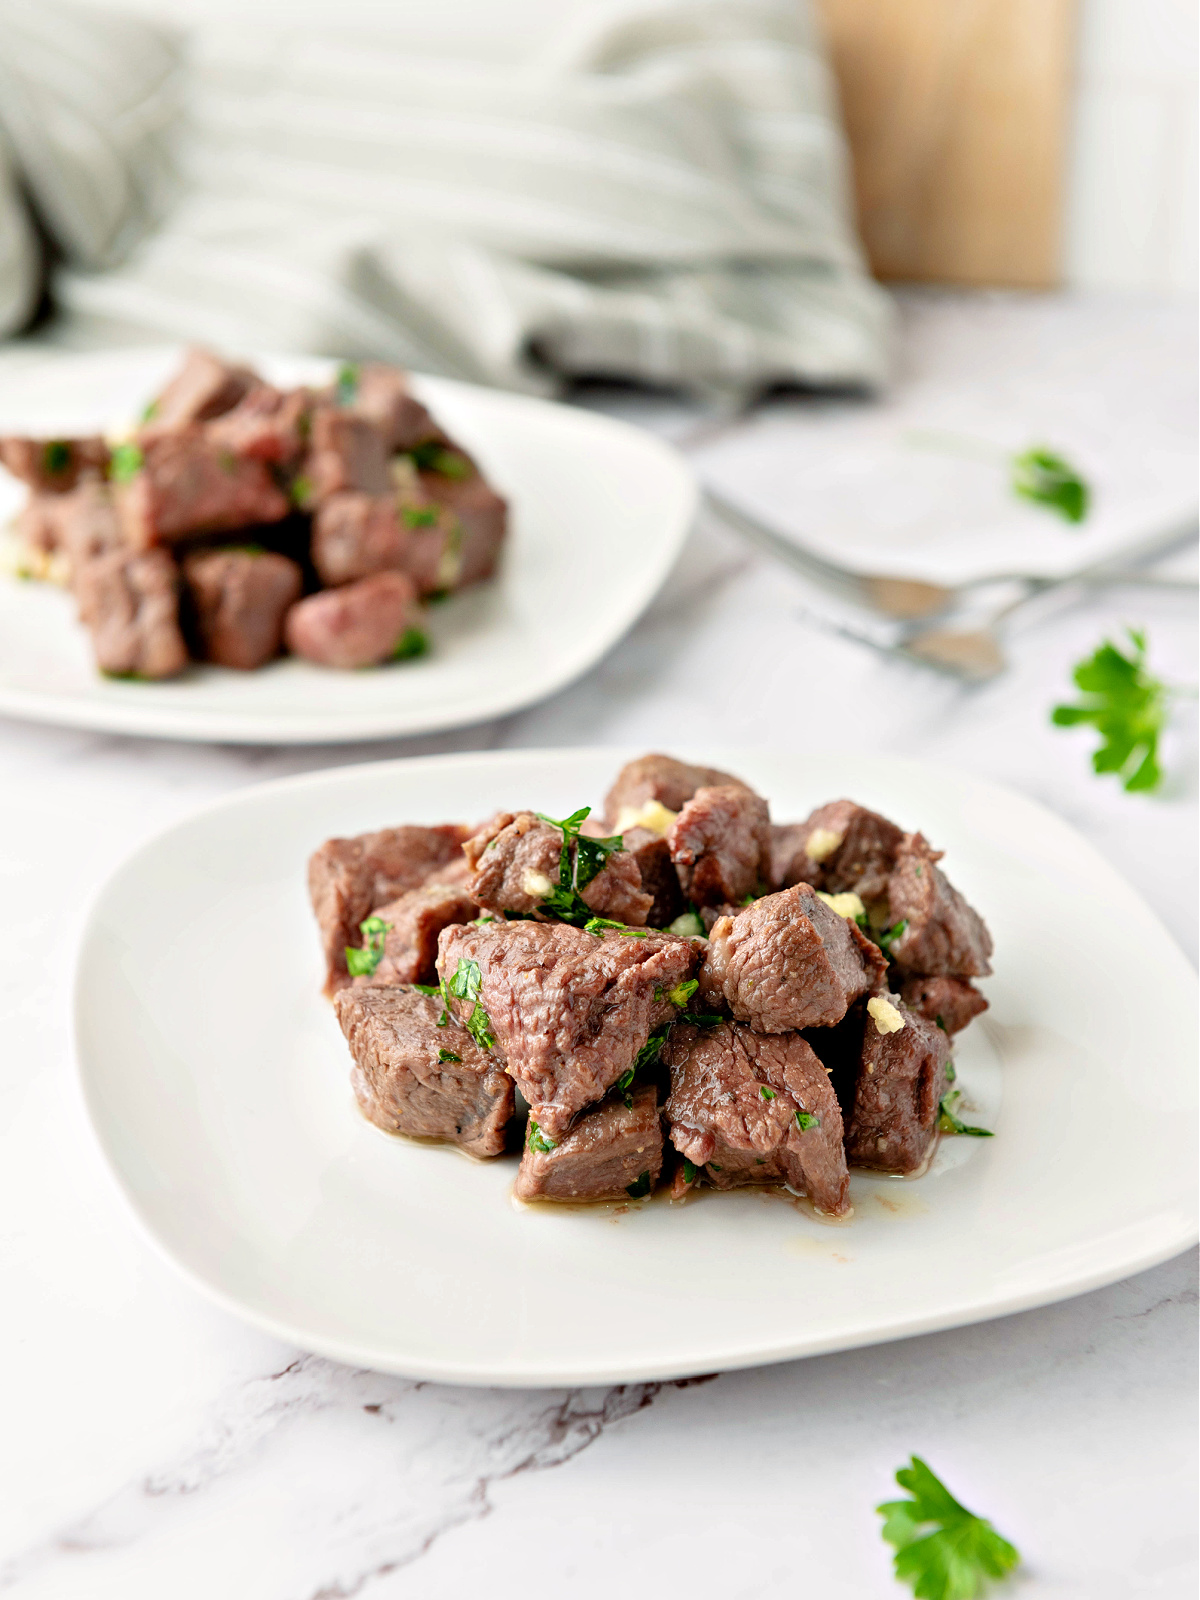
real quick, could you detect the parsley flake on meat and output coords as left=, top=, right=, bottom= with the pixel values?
left=390, top=627, right=429, bottom=661
left=1011, top=446, right=1089, bottom=523
left=878, top=1455, right=1019, bottom=1600
left=625, top=1170, right=652, bottom=1199
left=633, top=1026, right=671, bottom=1075
left=677, top=1009, right=723, bottom=1028
left=795, top=1111, right=820, bottom=1131
left=759, top=1085, right=776, bottom=1100
left=534, top=806, right=625, bottom=922
left=336, top=362, right=360, bottom=406
left=1052, top=629, right=1172, bottom=793
left=937, top=1092, right=992, bottom=1138
left=666, top=978, right=699, bottom=1008
left=345, top=914, right=392, bottom=977
left=876, top=918, right=909, bottom=954
left=402, top=505, right=439, bottom=528
left=682, top=1160, right=698, bottom=1184
left=42, top=441, right=71, bottom=476
left=447, top=957, right=495, bottom=1050
left=411, top=442, right=471, bottom=479
left=411, top=982, right=441, bottom=996
left=438, top=1049, right=461, bottom=1063
left=583, top=916, right=648, bottom=937
left=614, top=1066, right=636, bottom=1107
left=528, top=1119, right=557, bottom=1153
left=110, top=442, right=143, bottom=483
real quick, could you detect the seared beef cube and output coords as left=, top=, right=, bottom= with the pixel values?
left=702, top=883, right=887, bottom=1031
left=668, top=785, right=770, bottom=907
left=335, top=986, right=512, bottom=1158
left=463, top=811, right=652, bottom=925
left=183, top=548, right=303, bottom=670
left=140, top=347, right=256, bottom=436
left=622, top=826, right=685, bottom=928
left=358, top=871, right=478, bottom=987
left=886, top=833, right=993, bottom=978
left=844, top=993, right=950, bottom=1174
left=663, top=1022, right=849, bottom=1216
left=899, top=975, right=989, bottom=1035
left=308, top=822, right=471, bottom=994
left=284, top=570, right=423, bottom=670
left=604, top=752, right=750, bottom=828
left=769, top=800, right=903, bottom=904
left=206, top=384, right=311, bottom=466
left=514, top=1084, right=663, bottom=1203
left=305, top=404, right=391, bottom=500
left=16, top=493, right=77, bottom=558
left=310, top=489, right=461, bottom=594
left=74, top=547, right=188, bottom=680
left=115, top=430, right=289, bottom=546
left=436, top=920, right=698, bottom=1138
left=0, top=435, right=108, bottom=493
left=418, top=466, right=506, bottom=588
left=58, top=481, right=125, bottom=575
left=351, top=364, right=440, bottom=452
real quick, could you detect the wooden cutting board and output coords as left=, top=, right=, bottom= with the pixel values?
left=814, top=0, right=1077, bottom=287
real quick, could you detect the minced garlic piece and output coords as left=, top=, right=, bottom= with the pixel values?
left=614, top=799, right=678, bottom=837
left=521, top=869, right=554, bottom=899
left=817, top=890, right=866, bottom=921
left=804, top=826, right=844, bottom=863
left=390, top=456, right=420, bottom=494
left=867, top=996, right=906, bottom=1035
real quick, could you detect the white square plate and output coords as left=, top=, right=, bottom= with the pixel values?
left=74, top=749, right=1197, bottom=1385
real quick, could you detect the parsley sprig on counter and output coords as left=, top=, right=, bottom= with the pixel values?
left=878, top=1456, right=1019, bottom=1599
left=1052, top=628, right=1174, bottom=793
left=1011, top=447, right=1088, bottom=523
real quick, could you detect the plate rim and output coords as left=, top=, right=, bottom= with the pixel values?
left=72, top=745, right=1200, bottom=1386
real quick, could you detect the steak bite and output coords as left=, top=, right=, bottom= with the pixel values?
left=310, top=487, right=480, bottom=596
left=662, top=1022, right=849, bottom=1216
left=418, top=464, right=507, bottom=589
left=304, top=404, right=392, bottom=501
left=436, top=920, right=698, bottom=1138
left=206, top=384, right=311, bottom=466
left=139, top=347, right=256, bottom=436
left=335, top=985, right=513, bottom=1158
left=183, top=548, right=303, bottom=670
left=668, top=785, right=770, bottom=906
left=74, top=547, right=188, bottom=680
left=843, top=993, right=951, bottom=1174
left=0, top=435, right=108, bottom=493
left=899, top=975, right=989, bottom=1036
left=769, top=800, right=903, bottom=904
left=514, top=1083, right=662, bottom=1203
left=604, top=752, right=750, bottom=829
left=284, top=570, right=423, bottom=670
left=350, top=363, right=440, bottom=453
left=886, top=833, right=993, bottom=979
left=308, top=822, right=472, bottom=994
left=114, top=430, right=290, bottom=547
left=357, top=871, right=478, bottom=988
left=621, top=826, right=685, bottom=928
left=57, top=481, right=126, bottom=574
left=464, top=811, right=652, bottom=926
left=702, top=883, right=887, bottom=1032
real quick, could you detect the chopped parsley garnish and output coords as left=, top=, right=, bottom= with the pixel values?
left=528, top=1119, right=556, bottom=1153
left=534, top=805, right=625, bottom=921
left=411, top=982, right=441, bottom=996
left=935, top=1015, right=948, bottom=1033
left=1051, top=628, right=1170, bottom=793
left=411, top=442, right=471, bottom=479
left=109, top=442, right=143, bottom=483
left=677, top=1010, right=723, bottom=1029
left=759, top=1085, right=776, bottom=1100
left=345, top=914, right=392, bottom=977
left=437, top=1048, right=461, bottom=1063
left=878, top=1455, right=1019, bottom=1600
left=583, top=916, right=648, bottom=937
left=336, top=362, right=360, bottom=406
left=944, top=1060, right=956, bottom=1081
left=447, top=957, right=495, bottom=1050
left=876, top=919, right=909, bottom=955
left=667, top=910, right=705, bottom=938
left=42, top=440, right=71, bottom=475
left=402, top=504, right=439, bottom=528
left=217, top=449, right=236, bottom=475
left=795, top=1111, right=820, bottom=1131
left=937, top=1091, right=992, bottom=1137
left=390, top=627, right=429, bottom=661
left=625, top=1171, right=652, bottom=1199
left=632, top=1026, right=670, bottom=1075
left=140, top=399, right=159, bottom=423
left=1012, top=446, right=1089, bottom=523
left=471, top=915, right=496, bottom=925
left=666, top=978, right=698, bottom=1008
left=682, top=1160, right=698, bottom=1184
left=614, top=1066, right=636, bottom=1107
left=289, top=474, right=314, bottom=508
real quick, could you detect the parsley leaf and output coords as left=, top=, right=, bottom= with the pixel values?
left=411, top=442, right=471, bottom=479
left=878, top=1455, right=1019, bottom=1600
left=42, top=441, right=72, bottom=476
left=336, top=362, right=359, bottom=406
left=759, top=1085, right=776, bottom=1100
left=528, top=1119, right=556, bottom=1153
left=289, top=474, right=314, bottom=509
left=575, top=830, right=624, bottom=888
left=795, top=1110, right=821, bottom=1131
left=345, top=914, right=391, bottom=977
left=1012, top=446, right=1089, bottom=523
left=681, top=1159, right=698, bottom=1184
left=677, top=1010, right=724, bottom=1028
left=625, top=1170, right=652, bottom=1199
left=633, top=1026, right=670, bottom=1075
left=402, top=504, right=439, bottom=528
left=938, top=1092, right=993, bottom=1138
left=446, top=958, right=495, bottom=1050
left=411, top=982, right=441, bottom=996
left=876, top=918, right=909, bottom=955
left=438, top=1048, right=461, bottom=1063
left=1052, top=629, right=1169, bottom=793
left=584, top=916, right=648, bottom=937
left=614, top=1066, right=636, bottom=1107
left=110, top=442, right=143, bottom=484
left=390, top=627, right=429, bottom=661
left=534, top=806, right=626, bottom=922
left=666, top=978, right=699, bottom=1009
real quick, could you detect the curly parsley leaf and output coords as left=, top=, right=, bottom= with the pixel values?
left=937, top=1092, right=993, bottom=1138
left=878, top=1455, right=1019, bottom=1600
left=625, top=1170, right=652, bottom=1199
left=345, top=915, right=392, bottom=977
left=1052, top=629, right=1169, bottom=793
left=1011, top=446, right=1089, bottom=524
left=528, top=1119, right=556, bottom=1154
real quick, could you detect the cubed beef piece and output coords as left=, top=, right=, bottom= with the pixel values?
left=310, top=489, right=461, bottom=594
left=514, top=1083, right=663, bottom=1203
left=0, top=436, right=108, bottom=493
left=308, top=823, right=471, bottom=994
left=436, top=920, right=698, bottom=1138
left=351, top=364, right=441, bottom=452
left=603, top=753, right=751, bottom=827
left=418, top=466, right=506, bottom=588
left=356, top=871, right=479, bottom=988
left=702, top=883, right=887, bottom=1031
left=284, top=570, right=423, bottom=670
left=140, top=348, right=256, bottom=436
left=769, top=800, right=904, bottom=906
left=844, top=993, right=950, bottom=1174
left=305, top=404, right=392, bottom=501
left=206, top=384, right=311, bottom=466
left=182, top=548, right=302, bottom=670
left=899, top=975, right=989, bottom=1035
left=74, top=547, right=188, bottom=680
left=334, top=986, right=513, bottom=1158
left=668, top=785, right=770, bottom=907
left=463, top=811, right=652, bottom=925
left=886, top=833, right=993, bottom=979
left=663, top=1022, right=849, bottom=1216
left=17, top=490, right=92, bottom=559
left=57, top=481, right=125, bottom=575
left=622, top=827, right=685, bottom=928
left=115, top=430, right=289, bottom=546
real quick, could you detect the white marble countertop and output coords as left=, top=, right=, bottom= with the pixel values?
left=0, top=291, right=1196, bottom=1599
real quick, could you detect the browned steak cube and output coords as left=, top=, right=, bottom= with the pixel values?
left=514, top=1083, right=663, bottom=1203
left=436, top=920, right=698, bottom=1139
left=886, top=833, right=993, bottom=978
left=334, top=986, right=513, bottom=1158
left=284, top=570, right=423, bottom=670
left=668, top=785, right=770, bottom=906
left=899, top=975, right=989, bottom=1035
left=351, top=364, right=441, bottom=452
left=844, top=993, right=951, bottom=1174
left=308, top=823, right=471, bottom=994
left=115, top=430, right=289, bottom=546
left=622, top=827, right=685, bottom=928
left=74, top=547, right=188, bottom=680
left=603, top=752, right=750, bottom=827
left=183, top=548, right=303, bottom=670
left=356, top=871, right=479, bottom=988
left=140, top=348, right=256, bottom=436
left=769, top=800, right=903, bottom=905
left=58, top=481, right=125, bottom=575
left=702, top=883, right=887, bottom=1031
left=305, top=404, right=392, bottom=501
left=418, top=466, right=506, bottom=588
left=663, top=1022, right=849, bottom=1215
left=206, top=384, right=311, bottom=466
left=310, top=489, right=462, bottom=594
left=463, top=812, right=652, bottom=925
left=0, top=435, right=108, bottom=493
